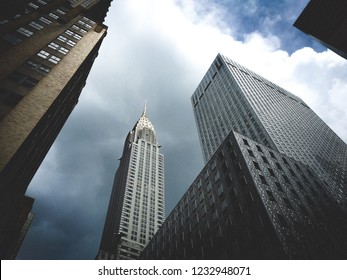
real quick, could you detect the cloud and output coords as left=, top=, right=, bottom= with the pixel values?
left=242, top=0, right=258, bottom=16
left=18, top=0, right=347, bottom=259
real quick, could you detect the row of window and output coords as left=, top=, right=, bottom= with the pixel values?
left=1, top=15, right=95, bottom=117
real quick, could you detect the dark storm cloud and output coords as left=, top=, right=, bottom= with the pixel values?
left=17, top=0, right=347, bottom=259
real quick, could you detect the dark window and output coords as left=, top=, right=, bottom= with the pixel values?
left=269, top=151, right=276, bottom=159
left=9, top=72, right=39, bottom=88
left=268, top=168, right=276, bottom=177
left=256, top=145, right=263, bottom=152
left=262, top=156, right=269, bottom=164
left=253, top=161, right=261, bottom=170
left=275, top=162, right=283, bottom=170
left=277, top=213, right=288, bottom=228
left=248, top=149, right=255, bottom=157
left=266, top=190, right=276, bottom=202
left=275, top=182, right=284, bottom=192
left=282, top=157, right=289, bottom=165
left=290, top=188, right=299, bottom=199
left=283, top=175, right=290, bottom=184
left=294, top=163, right=301, bottom=171
left=289, top=169, right=296, bottom=177
left=283, top=198, right=293, bottom=210
left=259, top=175, right=268, bottom=185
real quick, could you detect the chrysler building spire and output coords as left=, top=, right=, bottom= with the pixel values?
left=96, top=105, right=165, bottom=260
left=133, top=102, right=157, bottom=144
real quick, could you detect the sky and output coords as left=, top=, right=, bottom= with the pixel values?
left=17, top=0, right=347, bottom=259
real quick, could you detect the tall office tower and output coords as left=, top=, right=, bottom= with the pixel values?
left=191, top=54, right=347, bottom=211
left=141, top=55, right=347, bottom=259
left=141, top=130, right=347, bottom=259
left=0, top=0, right=112, bottom=259
left=294, top=0, right=347, bottom=60
left=96, top=105, right=165, bottom=260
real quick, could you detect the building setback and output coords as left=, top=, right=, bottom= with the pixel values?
left=0, top=0, right=112, bottom=259
left=141, top=54, right=347, bottom=259
left=96, top=105, right=165, bottom=260
left=294, top=0, right=347, bottom=60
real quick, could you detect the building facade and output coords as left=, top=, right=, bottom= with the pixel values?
left=96, top=105, right=165, bottom=260
left=294, top=0, right=347, bottom=60
left=141, top=131, right=347, bottom=259
left=0, top=0, right=112, bottom=259
left=191, top=54, right=346, bottom=211
left=141, top=54, right=347, bottom=259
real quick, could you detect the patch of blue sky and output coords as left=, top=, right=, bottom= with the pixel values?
left=211, top=0, right=326, bottom=53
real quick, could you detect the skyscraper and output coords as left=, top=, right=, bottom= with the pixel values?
left=96, top=105, right=165, bottom=260
left=141, top=130, right=347, bottom=259
left=294, top=0, right=347, bottom=60
left=0, top=0, right=112, bottom=259
left=191, top=54, right=346, bottom=211
left=140, top=54, right=347, bottom=259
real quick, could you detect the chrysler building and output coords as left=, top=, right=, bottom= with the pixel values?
left=96, top=104, right=165, bottom=259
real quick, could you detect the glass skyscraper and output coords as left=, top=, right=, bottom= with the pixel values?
left=140, top=54, right=347, bottom=259
left=191, top=54, right=346, bottom=211
left=96, top=105, right=165, bottom=260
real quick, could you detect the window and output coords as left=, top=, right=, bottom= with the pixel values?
left=283, top=198, right=293, bottom=210
left=282, top=157, right=289, bottom=165
left=3, top=34, right=22, bottom=45
left=37, top=50, right=49, bottom=59
left=48, top=55, right=60, bottom=64
left=275, top=182, right=284, bottom=192
left=275, top=162, right=283, bottom=170
left=65, top=29, right=82, bottom=40
left=268, top=168, right=276, bottom=177
left=283, top=175, right=290, bottom=184
left=49, top=13, right=59, bottom=19
left=269, top=151, right=276, bottom=159
left=28, top=2, right=39, bottom=9
left=277, top=213, right=288, bottom=228
left=58, top=46, right=69, bottom=55
left=57, top=35, right=76, bottom=46
left=72, top=25, right=87, bottom=34
left=261, top=156, right=269, bottom=164
left=289, top=169, right=296, bottom=177
left=38, top=17, right=52, bottom=25
left=266, top=190, right=276, bottom=202
left=253, top=161, right=261, bottom=170
left=56, top=9, right=66, bottom=15
left=29, top=21, right=44, bottom=30
left=259, top=175, right=268, bottom=185
left=36, top=65, right=50, bottom=75
left=24, top=60, right=51, bottom=75
left=48, top=42, right=60, bottom=50
left=78, top=20, right=92, bottom=29
left=9, top=72, right=38, bottom=88
left=48, top=42, right=69, bottom=55
left=17, top=27, right=33, bottom=37
left=246, top=148, right=255, bottom=158
left=290, top=188, right=299, bottom=199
